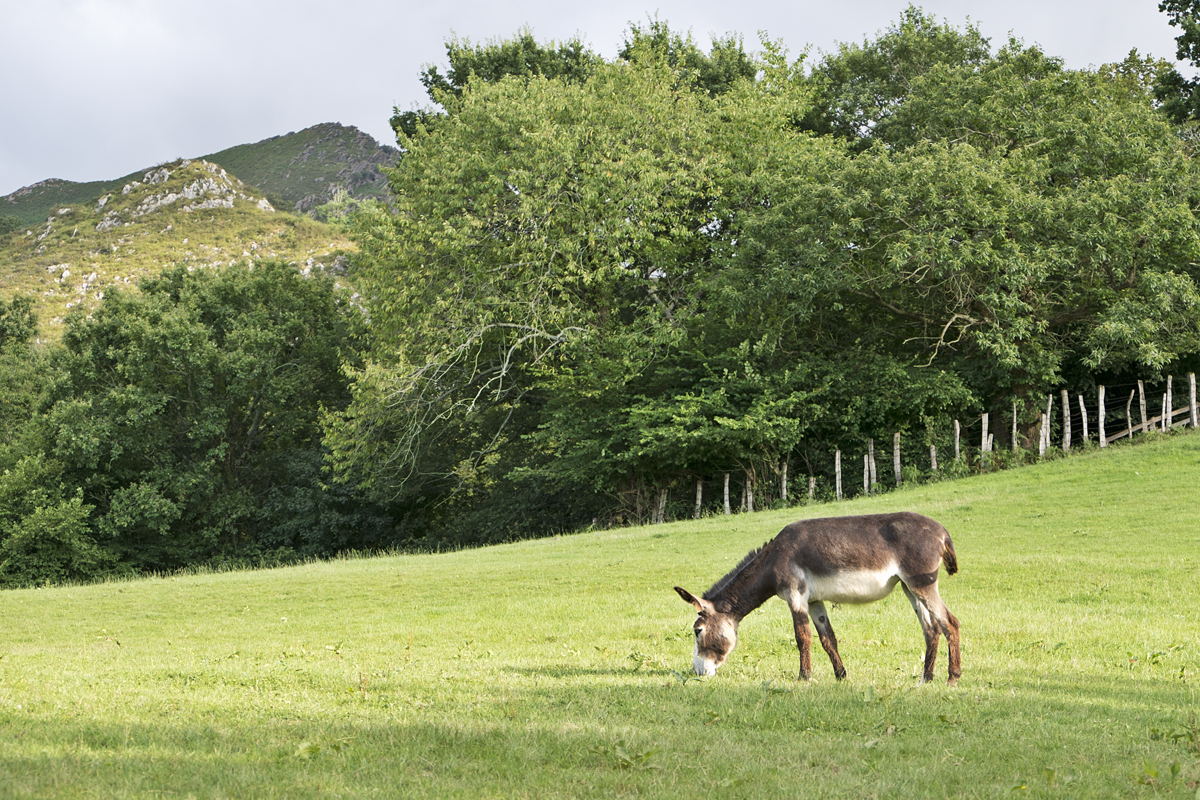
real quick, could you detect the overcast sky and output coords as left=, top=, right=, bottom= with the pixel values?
left=0, top=0, right=1186, bottom=197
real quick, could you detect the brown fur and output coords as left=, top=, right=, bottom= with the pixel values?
left=675, top=511, right=961, bottom=685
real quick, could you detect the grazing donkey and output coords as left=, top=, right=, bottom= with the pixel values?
left=675, top=512, right=961, bottom=685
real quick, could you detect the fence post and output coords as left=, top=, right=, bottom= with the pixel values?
left=1126, top=390, right=1135, bottom=439
left=893, top=432, right=902, bottom=486
left=1039, top=413, right=1048, bottom=457
left=834, top=451, right=842, bottom=501
left=1098, top=385, right=1107, bottom=447
left=694, top=477, right=703, bottom=519
left=981, top=413, right=989, bottom=452
left=1191, top=373, right=1198, bottom=429
left=953, top=420, right=961, bottom=461
left=1138, top=380, right=1147, bottom=433
left=930, top=444, right=938, bottom=471
left=1078, top=394, right=1088, bottom=443
left=868, top=438, right=877, bottom=493
left=1166, top=376, right=1174, bottom=430
left=1061, top=388, right=1071, bottom=452
left=808, top=475, right=816, bottom=501
left=723, top=473, right=731, bottom=515
left=1012, top=399, right=1019, bottom=452
left=863, top=454, right=870, bottom=495
left=780, top=459, right=788, bottom=502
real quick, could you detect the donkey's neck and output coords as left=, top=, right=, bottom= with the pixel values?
left=705, top=548, right=777, bottom=620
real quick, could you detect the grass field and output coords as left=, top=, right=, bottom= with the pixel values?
left=2, top=434, right=1199, bottom=798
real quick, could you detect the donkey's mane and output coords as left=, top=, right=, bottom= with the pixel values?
left=703, top=544, right=766, bottom=600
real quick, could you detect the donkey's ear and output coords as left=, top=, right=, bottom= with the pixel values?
left=674, top=586, right=706, bottom=611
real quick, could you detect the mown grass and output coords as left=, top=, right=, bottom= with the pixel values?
left=2, top=433, right=1199, bottom=798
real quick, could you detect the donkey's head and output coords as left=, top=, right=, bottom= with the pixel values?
left=674, top=586, right=739, bottom=676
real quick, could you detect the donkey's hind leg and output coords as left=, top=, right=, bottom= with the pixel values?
left=902, top=583, right=961, bottom=686
left=808, top=601, right=847, bottom=680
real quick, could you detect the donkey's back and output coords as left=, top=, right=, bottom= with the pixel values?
left=772, top=511, right=956, bottom=585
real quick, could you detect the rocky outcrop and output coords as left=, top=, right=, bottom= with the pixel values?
left=96, top=161, right=273, bottom=232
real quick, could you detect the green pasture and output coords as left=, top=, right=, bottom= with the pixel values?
left=2, top=434, right=1199, bottom=798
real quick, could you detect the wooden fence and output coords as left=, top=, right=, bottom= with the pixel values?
left=668, top=373, right=1199, bottom=521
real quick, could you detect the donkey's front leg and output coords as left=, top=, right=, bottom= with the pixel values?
left=808, top=601, right=847, bottom=680
left=790, top=607, right=813, bottom=680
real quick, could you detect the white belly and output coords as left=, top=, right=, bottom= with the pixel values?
left=806, top=566, right=899, bottom=604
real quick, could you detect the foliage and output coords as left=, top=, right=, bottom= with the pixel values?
left=340, top=45, right=738, bottom=524
left=798, top=5, right=991, bottom=146
left=391, top=29, right=602, bottom=138
left=619, top=19, right=758, bottom=97
left=340, top=15, right=1200, bottom=541
left=1155, top=0, right=1200, bottom=122
left=0, top=213, right=23, bottom=236
left=0, top=261, right=387, bottom=583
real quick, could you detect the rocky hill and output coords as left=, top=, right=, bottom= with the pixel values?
left=1, top=123, right=398, bottom=225
left=0, top=159, right=354, bottom=339
left=205, top=122, right=398, bottom=214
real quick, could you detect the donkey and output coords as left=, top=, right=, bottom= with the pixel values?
left=675, top=511, right=961, bottom=685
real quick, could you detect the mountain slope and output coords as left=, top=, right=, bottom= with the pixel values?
left=0, top=158, right=353, bottom=338
left=204, top=122, right=398, bottom=214
left=1, top=123, right=398, bottom=225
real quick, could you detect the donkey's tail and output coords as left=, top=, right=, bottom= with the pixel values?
left=942, top=534, right=959, bottom=576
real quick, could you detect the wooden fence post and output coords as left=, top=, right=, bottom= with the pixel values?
left=1191, top=373, right=1198, bottom=429
left=981, top=413, right=989, bottom=452
left=1039, top=413, right=1048, bottom=457
left=1078, top=394, right=1088, bottom=443
left=1126, top=390, right=1135, bottom=439
left=694, top=477, right=703, bottom=519
left=868, top=438, right=877, bottom=493
left=1012, top=399, right=1019, bottom=452
left=893, top=432, right=902, bottom=486
left=1098, top=385, right=1107, bottom=447
left=1161, top=394, right=1168, bottom=433
left=1166, top=376, right=1174, bottom=430
left=930, top=444, right=938, bottom=471
left=745, top=471, right=754, bottom=513
left=953, top=420, right=961, bottom=461
left=834, top=451, right=842, bottom=501
left=1061, top=388, right=1071, bottom=452
left=780, top=459, right=788, bottom=502
left=808, top=475, right=816, bottom=501
left=723, top=473, right=731, bottom=515
left=863, top=454, right=870, bottom=495
left=1138, top=380, right=1147, bottom=433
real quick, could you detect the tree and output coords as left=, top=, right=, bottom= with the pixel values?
left=391, top=29, right=601, bottom=138
left=798, top=5, right=991, bottom=147
left=6, top=261, right=386, bottom=576
left=619, top=19, right=757, bottom=97
left=340, top=46, right=746, bottom=529
left=747, top=41, right=1200, bottom=419
left=1155, top=0, right=1200, bottom=122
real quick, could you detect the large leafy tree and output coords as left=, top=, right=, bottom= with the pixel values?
left=0, top=262, right=386, bottom=582
left=799, top=5, right=991, bottom=147
left=1155, top=0, right=1200, bottom=122
left=339, top=37, right=761, bottom=528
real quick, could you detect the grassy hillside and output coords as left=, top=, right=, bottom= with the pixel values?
left=1, top=432, right=1198, bottom=798
left=0, top=158, right=353, bottom=338
left=204, top=122, right=398, bottom=214
left=1, top=123, right=397, bottom=226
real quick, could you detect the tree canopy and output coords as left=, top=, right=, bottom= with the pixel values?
left=5, top=10, right=1200, bottom=582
